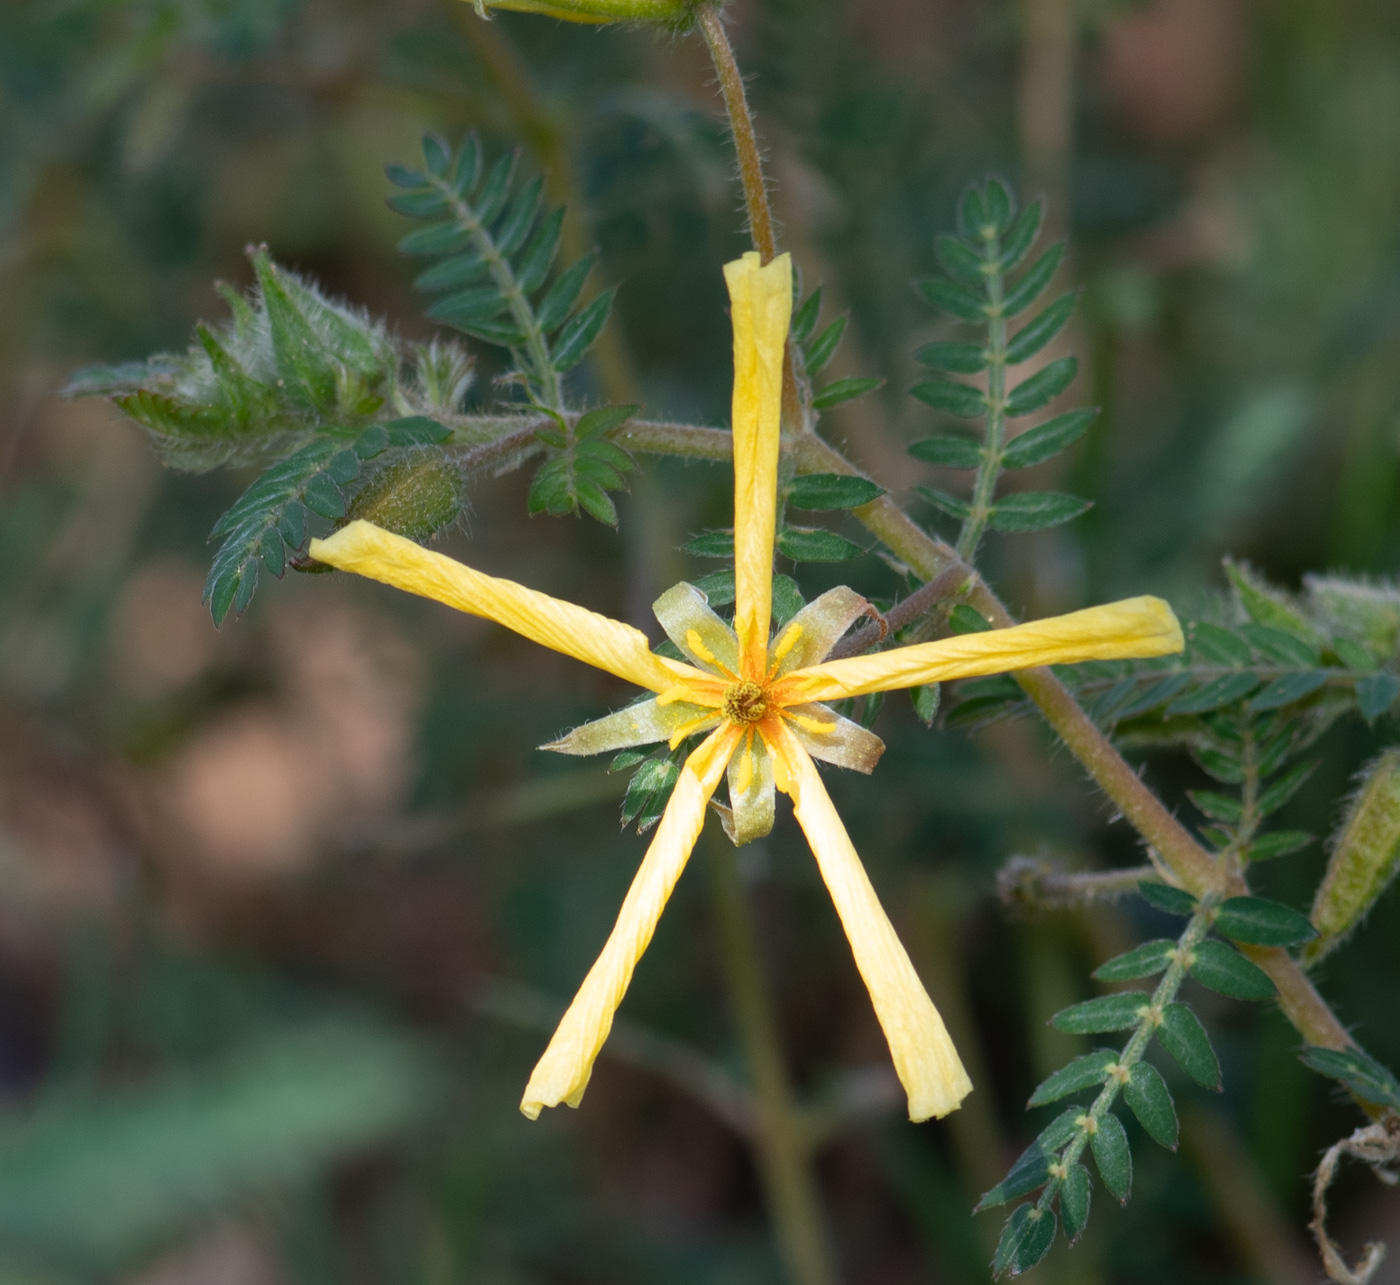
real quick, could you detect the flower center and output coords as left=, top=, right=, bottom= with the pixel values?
left=723, top=679, right=768, bottom=724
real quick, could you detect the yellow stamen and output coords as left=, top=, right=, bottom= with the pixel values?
left=785, top=711, right=836, bottom=736
left=656, top=686, right=692, bottom=707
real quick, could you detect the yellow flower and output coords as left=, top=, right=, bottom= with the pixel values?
left=309, top=251, right=1184, bottom=1123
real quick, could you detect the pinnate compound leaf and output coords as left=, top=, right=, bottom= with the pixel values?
left=1005, top=356, right=1078, bottom=416
left=1059, top=1164, right=1091, bottom=1245
left=1093, top=939, right=1174, bottom=983
left=987, top=491, right=1091, bottom=532
left=1188, top=940, right=1275, bottom=1000
left=1123, top=1062, right=1178, bottom=1149
left=915, top=341, right=987, bottom=374
left=911, top=379, right=987, bottom=418
left=1138, top=882, right=1198, bottom=917
left=1156, top=1003, right=1221, bottom=1089
left=1298, top=1047, right=1400, bottom=1111
left=1214, top=895, right=1317, bottom=946
left=1000, top=408, right=1097, bottom=468
left=785, top=474, right=885, bottom=509
left=909, top=435, right=982, bottom=469
left=1050, top=992, right=1150, bottom=1034
left=1090, top=1111, right=1132, bottom=1202
left=812, top=376, right=884, bottom=409
left=1005, top=292, right=1079, bottom=365
left=1027, top=1050, right=1119, bottom=1107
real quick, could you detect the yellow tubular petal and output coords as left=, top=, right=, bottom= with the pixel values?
left=520, top=723, right=741, bottom=1119
left=769, top=724, right=971, bottom=1121
left=779, top=596, right=1185, bottom=703
left=723, top=251, right=793, bottom=677
left=310, top=521, right=699, bottom=693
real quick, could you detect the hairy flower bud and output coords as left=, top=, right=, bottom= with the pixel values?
left=1306, top=749, right=1400, bottom=964
left=469, top=0, right=701, bottom=26
left=347, top=452, right=463, bottom=544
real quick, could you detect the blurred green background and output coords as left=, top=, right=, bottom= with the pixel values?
left=2, top=0, right=1399, bottom=1281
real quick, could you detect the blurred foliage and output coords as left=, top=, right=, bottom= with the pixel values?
left=3, top=0, right=1400, bottom=1282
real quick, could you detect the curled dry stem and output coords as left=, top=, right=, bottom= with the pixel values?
left=1311, top=1115, right=1400, bottom=1284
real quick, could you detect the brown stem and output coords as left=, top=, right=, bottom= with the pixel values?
left=827, top=565, right=972, bottom=660
left=697, top=5, right=805, bottom=434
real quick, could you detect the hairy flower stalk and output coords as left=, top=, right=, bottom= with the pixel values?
left=309, top=251, right=1184, bottom=1123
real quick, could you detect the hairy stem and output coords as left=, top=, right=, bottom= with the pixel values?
left=711, top=841, right=840, bottom=1285
left=697, top=4, right=805, bottom=434
left=957, top=227, right=1009, bottom=561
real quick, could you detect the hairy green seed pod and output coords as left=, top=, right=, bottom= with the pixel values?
left=1305, top=749, right=1400, bottom=964
left=347, top=451, right=463, bottom=544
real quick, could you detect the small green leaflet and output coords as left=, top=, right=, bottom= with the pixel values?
left=1090, top=1111, right=1132, bottom=1202
left=1298, top=1046, right=1400, bottom=1111
left=1092, top=939, right=1174, bottom=982
left=776, top=528, right=863, bottom=562
left=1187, top=940, right=1275, bottom=1000
left=1005, top=356, right=1078, bottom=416
left=987, top=491, right=1091, bottom=532
left=909, top=435, right=982, bottom=469
left=1049, top=992, right=1150, bottom=1034
left=911, top=379, right=987, bottom=418
left=915, top=341, right=986, bottom=374
left=1138, top=881, right=1198, bottom=917
left=682, top=530, right=735, bottom=559
left=1027, top=1050, right=1118, bottom=1107
left=1123, top=1062, right=1178, bottom=1150
left=949, top=604, right=993, bottom=634
left=812, top=376, right=883, bottom=409
left=1213, top=895, right=1317, bottom=946
left=1156, top=1003, right=1221, bottom=1089
left=1356, top=672, right=1400, bottom=722
left=1059, top=1164, right=1091, bottom=1245
left=1000, top=408, right=1096, bottom=469
left=785, top=473, right=885, bottom=510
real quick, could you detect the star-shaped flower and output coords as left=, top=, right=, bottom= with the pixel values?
left=309, top=251, right=1183, bottom=1122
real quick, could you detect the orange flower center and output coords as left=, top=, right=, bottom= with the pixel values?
left=723, top=679, right=768, bottom=724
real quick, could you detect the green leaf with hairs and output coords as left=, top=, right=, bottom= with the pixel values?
left=1123, top=1062, right=1178, bottom=1150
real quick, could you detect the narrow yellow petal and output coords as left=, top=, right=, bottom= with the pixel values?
left=778, top=596, right=1184, bottom=703
left=310, top=521, right=699, bottom=693
left=723, top=251, right=792, bottom=676
left=768, top=724, right=972, bottom=1121
left=520, top=723, right=741, bottom=1119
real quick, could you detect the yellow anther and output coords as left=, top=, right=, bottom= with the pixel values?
left=785, top=711, right=836, bottom=736
left=723, top=680, right=768, bottom=724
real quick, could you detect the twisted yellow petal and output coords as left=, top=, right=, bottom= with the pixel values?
left=778, top=595, right=1184, bottom=703
left=768, top=723, right=971, bottom=1122
left=520, top=722, right=741, bottom=1118
left=310, top=521, right=699, bottom=694
left=723, top=251, right=792, bottom=677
